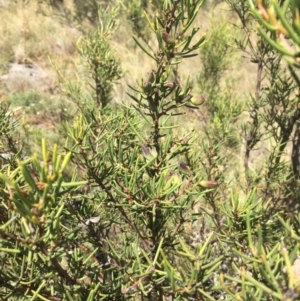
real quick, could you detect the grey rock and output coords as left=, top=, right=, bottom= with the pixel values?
left=0, top=63, right=56, bottom=93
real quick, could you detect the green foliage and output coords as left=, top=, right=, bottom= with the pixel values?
left=228, top=0, right=300, bottom=184
left=199, top=23, right=233, bottom=89
left=121, top=0, right=164, bottom=45
left=197, top=21, right=242, bottom=162
left=0, top=140, right=88, bottom=299
left=8, top=91, right=65, bottom=119
left=249, top=0, right=300, bottom=67
left=76, top=6, right=122, bottom=109
left=6, top=91, right=69, bottom=156
left=121, top=0, right=151, bottom=43
left=0, top=104, right=20, bottom=155
left=1, top=0, right=300, bottom=300
left=246, top=0, right=300, bottom=185
left=64, top=1, right=220, bottom=299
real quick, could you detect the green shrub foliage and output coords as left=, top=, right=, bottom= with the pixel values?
left=0, top=0, right=300, bottom=300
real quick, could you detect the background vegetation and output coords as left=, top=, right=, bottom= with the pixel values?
left=0, top=0, right=300, bottom=300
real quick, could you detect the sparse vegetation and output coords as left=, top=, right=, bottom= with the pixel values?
left=0, top=0, right=300, bottom=300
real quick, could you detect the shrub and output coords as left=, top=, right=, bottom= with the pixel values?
left=1, top=0, right=300, bottom=300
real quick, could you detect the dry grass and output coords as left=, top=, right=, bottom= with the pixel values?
left=0, top=1, right=84, bottom=150
left=0, top=2, right=80, bottom=67
left=0, top=0, right=250, bottom=106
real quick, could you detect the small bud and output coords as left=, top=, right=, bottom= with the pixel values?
left=164, top=81, right=175, bottom=88
left=149, top=147, right=158, bottom=159
left=141, top=144, right=157, bottom=161
left=147, top=71, right=156, bottom=83
left=199, top=180, right=219, bottom=188
left=143, top=81, right=152, bottom=93
left=141, top=144, right=152, bottom=160
left=143, top=172, right=150, bottom=182
left=162, top=31, right=175, bottom=46
left=190, top=95, right=205, bottom=105
left=178, top=161, right=193, bottom=176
